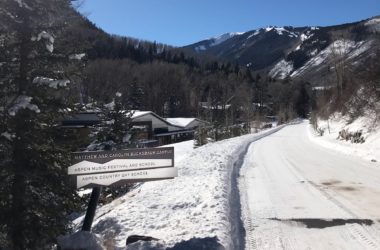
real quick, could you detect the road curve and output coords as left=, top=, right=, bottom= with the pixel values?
left=239, top=121, right=380, bottom=250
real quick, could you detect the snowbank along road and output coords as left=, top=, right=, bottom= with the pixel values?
left=240, top=121, right=380, bottom=250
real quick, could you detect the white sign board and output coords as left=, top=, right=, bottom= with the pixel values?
left=75, top=167, right=178, bottom=189
left=68, top=159, right=173, bottom=175
left=69, top=147, right=176, bottom=189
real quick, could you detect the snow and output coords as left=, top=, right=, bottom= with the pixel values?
left=265, top=26, right=274, bottom=32
left=33, top=31, right=54, bottom=53
left=73, top=127, right=284, bottom=249
left=365, top=17, right=380, bottom=25
left=288, top=33, right=298, bottom=38
left=104, top=101, right=115, bottom=110
left=201, top=104, right=231, bottom=110
left=247, top=30, right=260, bottom=39
left=365, top=17, right=380, bottom=32
left=1, top=131, right=15, bottom=141
left=69, top=53, right=86, bottom=60
left=131, top=111, right=151, bottom=119
left=195, top=45, right=206, bottom=52
left=312, top=86, right=333, bottom=91
left=37, top=31, right=54, bottom=45
left=274, top=27, right=285, bottom=35
left=8, top=95, right=40, bottom=116
left=209, top=32, right=244, bottom=47
left=309, top=112, right=380, bottom=163
left=57, top=231, right=104, bottom=250
left=309, top=48, right=318, bottom=56
left=105, top=119, right=115, bottom=125
left=269, top=59, right=293, bottom=79
left=165, top=118, right=195, bottom=128
left=160, top=140, right=194, bottom=164
left=291, top=39, right=370, bottom=77
left=77, top=188, right=93, bottom=197
left=300, top=33, right=313, bottom=41
left=33, top=77, right=70, bottom=88
left=330, top=40, right=357, bottom=54
left=240, top=122, right=380, bottom=249
left=263, top=26, right=299, bottom=37
left=347, top=41, right=372, bottom=60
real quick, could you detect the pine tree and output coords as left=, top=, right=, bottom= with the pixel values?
left=93, top=92, right=134, bottom=200
left=295, top=82, right=311, bottom=118
left=96, top=92, right=134, bottom=149
left=194, top=126, right=208, bottom=147
left=128, top=80, right=144, bottom=110
left=0, top=0, right=87, bottom=248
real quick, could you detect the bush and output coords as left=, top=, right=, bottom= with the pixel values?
left=316, top=127, right=325, bottom=136
left=194, top=126, right=209, bottom=147
left=337, top=129, right=365, bottom=143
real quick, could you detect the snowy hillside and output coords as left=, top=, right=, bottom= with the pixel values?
left=310, top=113, right=380, bottom=163
left=73, top=127, right=284, bottom=249
left=185, top=16, right=380, bottom=85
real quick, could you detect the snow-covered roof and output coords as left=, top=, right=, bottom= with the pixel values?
left=131, top=111, right=206, bottom=129
left=165, top=118, right=196, bottom=127
left=130, top=111, right=184, bottom=129
left=130, top=111, right=151, bottom=119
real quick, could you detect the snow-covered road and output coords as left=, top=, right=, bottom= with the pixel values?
left=240, top=121, right=380, bottom=250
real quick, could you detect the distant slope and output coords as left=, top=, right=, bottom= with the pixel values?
left=184, top=17, right=380, bottom=85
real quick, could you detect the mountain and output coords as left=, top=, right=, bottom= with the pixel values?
left=184, top=17, right=380, bottom=85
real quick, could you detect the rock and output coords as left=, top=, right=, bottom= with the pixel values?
left=126, top=235, right=159, bottom=245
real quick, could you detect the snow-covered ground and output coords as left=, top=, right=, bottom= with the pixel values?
left=73, top=117, right=380, bottom=249
left=240, top=121, right=380, bottom=250
left=73, top=127, right=284, bottom=249
left=310, top=114, right=380, bottom=163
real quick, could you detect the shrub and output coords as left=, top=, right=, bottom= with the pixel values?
left=337, top=129, right=365, bottom=143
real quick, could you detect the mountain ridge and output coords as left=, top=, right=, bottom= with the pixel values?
left=183, top=16, right=380, bottom=85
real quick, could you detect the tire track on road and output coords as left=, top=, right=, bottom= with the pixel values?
left=284, top=157, right=380, bottom=250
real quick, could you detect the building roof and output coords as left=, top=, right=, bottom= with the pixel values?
left=130, top=111, right=183, bottom=129
left=130, top=111, right=151, bottom=119
left=165, top=118, right=196, bottom=127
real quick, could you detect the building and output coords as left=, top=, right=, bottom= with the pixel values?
left=61, top=110, right=207, bottom=147
left=131, top=111, right=207, bottom=146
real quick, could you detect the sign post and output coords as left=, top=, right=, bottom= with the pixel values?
left=81, top=186, right=102, bottom=231
left=68, top=147, right=176, bottom=231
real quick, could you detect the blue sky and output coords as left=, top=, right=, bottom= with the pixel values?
left=79, top=0, right=380, bottom=46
